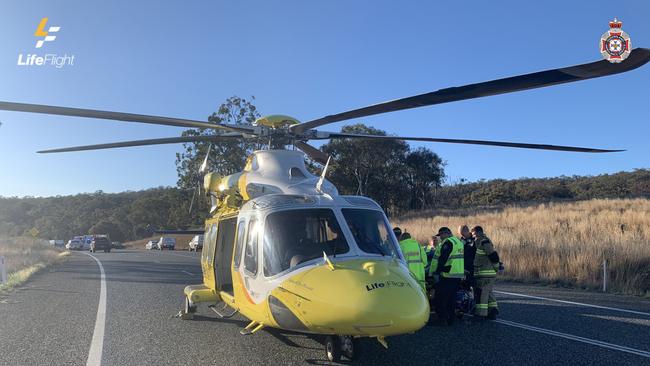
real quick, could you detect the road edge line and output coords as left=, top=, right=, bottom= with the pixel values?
left=495, top=318, right=650, bottom=358
left=83, top=252, right=106, bottom=366
left=495, top=290, right=650, bottom=317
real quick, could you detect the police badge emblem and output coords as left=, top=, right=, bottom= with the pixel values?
left=600, top=18, right=631, bottom=63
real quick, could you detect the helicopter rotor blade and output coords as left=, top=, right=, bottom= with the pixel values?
left=188, top=185, right=198, bottom=215
left=0, top=101, right=255, bottom=133
left=321, top=132, right=624, bottom=153
left=291, top=48, right=650, bottom=134
left=37, top=134, right=243, bottom=153
left=294, top=141, right=329, bottom=164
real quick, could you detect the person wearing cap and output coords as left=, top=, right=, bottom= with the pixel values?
left=392, top=227, right=403, bottom=240
left=395, top=229, right=427, bottom=292
left=471, top=225, right=500, bottom=320
left=428, top=227, right=465, bottom=326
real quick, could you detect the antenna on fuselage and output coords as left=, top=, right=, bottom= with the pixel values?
left=189, top=143, right=212, bottom=214
left=316, top=155, right=331, bottom=194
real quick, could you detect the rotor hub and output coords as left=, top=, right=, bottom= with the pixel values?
left=254, top=115, right=301, bottom=129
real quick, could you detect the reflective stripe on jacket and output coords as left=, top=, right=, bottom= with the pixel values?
left=473, top=235, right=497, bottom=278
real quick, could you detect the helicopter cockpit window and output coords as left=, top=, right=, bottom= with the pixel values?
left=341, top=209, right=400, bottom=258
left=263, top=209, right=349, bottom=277
left=204, top=224, right=218, bottom=265
left=243, top=219, right=259, bottom=275
left=233, top=219, right=246, bottom=270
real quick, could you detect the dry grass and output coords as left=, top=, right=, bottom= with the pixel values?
left=0, top=237, right=66, bottom=291
left=394, top=199, right=650, bottom=296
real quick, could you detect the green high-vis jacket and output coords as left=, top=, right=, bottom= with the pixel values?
left=399, top=238, right=427, bottom=290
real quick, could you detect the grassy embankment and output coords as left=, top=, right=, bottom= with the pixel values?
left=394, top=198, right=650, bottom=297
left=0, top=237, right=69, bottom=291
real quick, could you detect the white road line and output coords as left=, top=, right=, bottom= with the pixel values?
left=165, top=252, right=198, bottom=259
left=181, top=270, right=194, bottom=276
left=83, top=253, right=106, bottom=366
left=495, top=290, right=650, bottom=317
left=495, top=318, right=650, bottom=358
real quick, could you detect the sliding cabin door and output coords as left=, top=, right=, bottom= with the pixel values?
left=214, top=217, right=237, bottom=295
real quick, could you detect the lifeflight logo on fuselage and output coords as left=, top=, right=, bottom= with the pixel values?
left=365, top=281, right=411, bottom=292
left=17, top=18, right=75, bottom=68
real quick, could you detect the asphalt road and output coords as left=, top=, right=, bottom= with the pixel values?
left=1, top=250, right=649, bottom=366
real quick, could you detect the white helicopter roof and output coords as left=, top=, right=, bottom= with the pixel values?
left=236, top=150, right=383, bottom=214
left=240, top=193, right=382, bottom=214
left=243, top=149, right=338, bottom=198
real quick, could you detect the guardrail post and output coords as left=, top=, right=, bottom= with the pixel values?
left=602, top=259, right=607, bottom=293
left=0, top=256, right=6, bottom=285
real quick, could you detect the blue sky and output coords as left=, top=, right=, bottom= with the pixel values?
left=0, top=1, right=648, bottom=197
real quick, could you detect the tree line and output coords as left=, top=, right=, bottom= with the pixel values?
left=432, top=169, right=650, bottom=208
left=2, top=169, right=648, bottom=242
left=0, top=188, right=196, bottom=242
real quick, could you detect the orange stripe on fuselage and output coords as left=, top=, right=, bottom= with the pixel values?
left=235, top=271, right=255, bottom=305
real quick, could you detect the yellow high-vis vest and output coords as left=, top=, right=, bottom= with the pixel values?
left=429, top=237, right=465, bottom=279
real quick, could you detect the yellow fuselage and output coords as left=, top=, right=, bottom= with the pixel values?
left=185, top=149, right=429, bottom=339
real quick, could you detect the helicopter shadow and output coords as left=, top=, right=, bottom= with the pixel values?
left=190, top=313, right=319, bottom=350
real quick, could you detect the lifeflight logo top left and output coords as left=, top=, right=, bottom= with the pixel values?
left=17, top=17, right=75, bottom=69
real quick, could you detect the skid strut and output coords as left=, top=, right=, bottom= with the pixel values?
left=240, top=321, right=265, bottom=335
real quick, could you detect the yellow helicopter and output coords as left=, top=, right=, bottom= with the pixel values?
left=1, top=48, right=648, bottom=362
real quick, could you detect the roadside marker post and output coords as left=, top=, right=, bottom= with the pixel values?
left=0, top=256, right=6, bottom=285
left=602, top=259, right=608, bottom=292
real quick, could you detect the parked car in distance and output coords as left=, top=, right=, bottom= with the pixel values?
left=49, top=240, right=65, bottom=247
left=157, top=237, right=176, bottom=250
left=145, top=240, right=158, bottom=250
left=65, top=239, right=82, bottom=250
left=111, top=241, right=124, bottom=249
left=90, top=236, right=111, bottom=253
left=188, top=235, right=204, bottom=252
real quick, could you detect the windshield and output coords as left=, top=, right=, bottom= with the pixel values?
left=263, top=208, right=349, bottom=277
left=341, top=208, right=401, bottom=258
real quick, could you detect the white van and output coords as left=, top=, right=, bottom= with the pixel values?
left=188, top=235, right=204, bottom=252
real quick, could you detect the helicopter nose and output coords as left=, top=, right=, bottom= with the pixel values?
left=274, top=259, right=429, bottom=336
